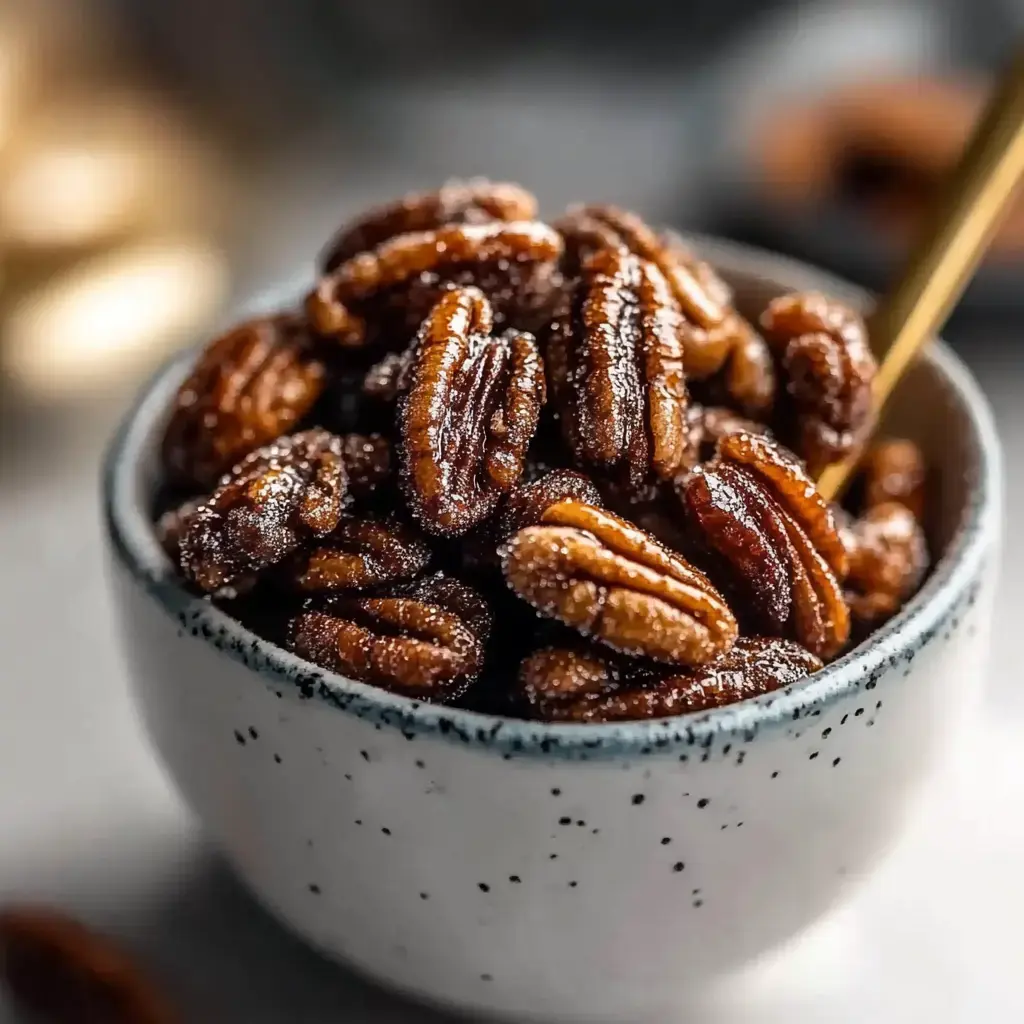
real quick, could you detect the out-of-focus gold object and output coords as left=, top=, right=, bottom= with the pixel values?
left=3, top=239, right=228, bottom=399
left=818, top=48, right=1024, bottom=501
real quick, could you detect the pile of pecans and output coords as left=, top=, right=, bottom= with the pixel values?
left=154, top=181, right=930, bottom=722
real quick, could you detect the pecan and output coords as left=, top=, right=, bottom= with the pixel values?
left=860, top=438, right=926, bottom=520
left=289, top=574, right=490, bottom=700
left=680, top=431, right=850, bottom=658
left=498, top=469, right=602, bottom=539
left=682, top=403, right=771, bottom=471
left=308, top=221, right=563, bottom=346
left=286, top=516, right=431, bottom=591
left=842, top=502, right=928, bottom=629
left=0, top=905, right=178, bottom=1023
left=161, top=315, right=326, bottom=491
left=362, top=350, right=412, bottom=404
left=180, top=430, right=346, bottom=593
left=555, top=205, right=774, bottom=414
left=400, top=287, right=546, bottom=536
left=340, top=433, right=392, bottom=499
left=760, top=292, right=877, bottom=475
left=518, top=636, right=822, bottom=722
left=155, top=497, right=202, bottom=565
left=547, top=247, right=688, bottom=490
left=502, top=501, right=737, bottom=665
left=320, top=179, right=538, bottom=273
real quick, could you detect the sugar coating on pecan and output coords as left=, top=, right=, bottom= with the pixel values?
left=556, top=204, right=774, bottom=414
left=681, top=432, right=849, bottom=658
left=498, top=469, right=602, bottom=539
left=340, top=433, right=392, bottom=498
left=161, top=315, right=326, bottom=491
left=518, top=636, right=821, bottom=722
left=320, top=179, right=538, bottom=273
left=286, top=516, right=431, bottom=592
left=180, top=430, right=347, bottom=593
left=400, top=286, right=546, bottom=536
left=0, top=905, right=179, bottom=1024
left=308, top=221, right=563, bottom=345
left=860, top=438, right=927, bottom=521
left=842, top=501, right=929, bottom=629
left=547, top=247, right=688, bottom=490
left=761, top=291, right=877, bottom=475
left=502, top=501, right=737, bottom=665
left=289, top=574, right=490, bottom=700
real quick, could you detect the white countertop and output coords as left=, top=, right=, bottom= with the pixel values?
left=0, top=335, right=1021, bottom=1023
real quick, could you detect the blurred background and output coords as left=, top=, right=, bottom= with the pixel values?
left=1, top=1, right=1022, bottom=1020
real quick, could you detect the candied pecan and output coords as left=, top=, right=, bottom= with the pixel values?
left=289, top=574, right=490, bottom=700
left=681, top=432, right=850, bottom=659
left=547, top=247, right=688, bottom=489
left=341, top=433, right=392, bottom=499
left=760, top=292, right=877, bottom=475
left=518, top=636, right=822, bottom=722
left=860, top=438, right=926, bottom=520
left=286, top=516, right=431, bottom=591
left=498, top=469, right=602, bottom=539
left=502, top=501, right=737, bottom=665
left=180, top=430, right=346, bottom=593
left=555, top=205, right=774, bottom=415
left=400, top=287, right=546, bottom=536
left=362, top=350, right=412, bottom=404
left=308, top=221, right=563, bottom=345
left=161, top=315, right=327, bottom=491
left=155, top=497, right=202, bottom=565
left=681, top=403, right=771, bottom=470
left=0, top=905, right=178, bottom=1024
left=842, top=501, right=928, bottom=629
left=320, top=179, right=538, bottom=273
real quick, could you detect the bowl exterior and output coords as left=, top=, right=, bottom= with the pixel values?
left=106, top=538, right=996, bottom=1022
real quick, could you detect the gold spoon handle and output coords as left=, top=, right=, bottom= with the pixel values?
left=818, top=49, right=1024, bottom=501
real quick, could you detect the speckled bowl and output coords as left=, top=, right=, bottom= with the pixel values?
left=103, top=240, right=1001, bottom=1024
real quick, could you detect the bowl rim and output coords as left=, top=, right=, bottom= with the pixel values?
left=102, top=237, right=1002, bottom=759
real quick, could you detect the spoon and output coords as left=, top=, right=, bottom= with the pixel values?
left=817, top=47, right=1024, bottom=501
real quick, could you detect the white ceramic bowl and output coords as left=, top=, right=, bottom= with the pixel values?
left=103, top=241, right=1001, bottom=1023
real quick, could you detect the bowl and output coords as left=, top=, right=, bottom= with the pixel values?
left=102, top=239, right=1002, bottom=1023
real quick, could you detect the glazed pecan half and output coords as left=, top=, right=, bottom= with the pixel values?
left=860, top=438, right=927, bottom=521
left=161, top=315, right=326, bottom=491
left=320, top=179, right=538, bottom=272
left=498, top=469, right=603, bottom=539
left=760, top=291, right=877, bottom=475
left=842, top=501, right=929, bottom=629
left=400, top=286, right=546, bottom=536
left=308, top=220, right=563, bottom=345
left=547, top=247, right=688, bottom=489
left=0, top=905, right=178, bottom=1024
left=518, top=636, right=822, bottom=722
left=502, top=501, right=737, bottom=665
left=555, top=205, right=774, bottom=415
left=286, top=516, right=431, bottom=592
left=289, top=574, right=490, bottom=700
left=180, top=430, right=346, bottom=593
left=681, top=431, right=850, bottom=658
left=340, top=433, right=393, bottom=499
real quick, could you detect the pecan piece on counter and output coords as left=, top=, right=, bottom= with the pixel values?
left=308, top=221, right=563, bottom=345
left=547, top=247, right=688, bottom=490
left=180, top=430, right=346, bottom=593
left=760, top=291, right=877, bottom=475
left=400, top=286, right=546, bottom=536
left=286, top=516, right=431, bottom=592
left=555, top=205, right=774, bottom=415
left=518, top=636, right=822, bottom=722
left=161, top=315, right=327, bottom=491
left=320, top=179, right=538, bottom=273
left=289, top=574, right=490, bottom=700
left=0, top=905, right=179, bottom=1024
left=680, top=431, right=850, bottom=659
left=502, top=501, right=737, bottom=665
left=860, top=438, right=927, bottom=521
left=842, top=501, right=929, bottom=630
